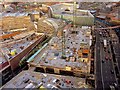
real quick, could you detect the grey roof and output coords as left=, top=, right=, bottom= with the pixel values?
left=2, top=12, right=29, bottom=17
left=1, top=10, right=39, bottom=17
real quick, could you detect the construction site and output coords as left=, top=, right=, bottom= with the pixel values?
left=0, top=1, right=120, bottom=90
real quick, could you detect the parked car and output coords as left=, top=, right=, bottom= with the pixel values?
left=111, top=70, right=114, bottom=74
left=102, top=60, right=105, bottom=63
left=109, top=56, right=112, bottom=60
left=105, top=56, right=109, bottom=60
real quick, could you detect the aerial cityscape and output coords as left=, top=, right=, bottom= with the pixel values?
left=0, top=1, right=120, bottom=90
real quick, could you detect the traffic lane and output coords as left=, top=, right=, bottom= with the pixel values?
left=113, top=43, right=120, bottom=55
left=116, top=55, right=120, bottom=66
left=102, top=59, right=116, bottom=88
left=100, top=41, right=110, bottom=88
left=95, top=30, right=103, bottom=89
left=107, top=41, right=117, bottom=83
left=100, top=34, right=116, bottom=88
left=108, top=59, right=117, bottom=82
left=101, top=38, right=117, bottom=88
left=96, top=45, right=103, bottom=89
left=99, top=41, right=106, bottom=89
left=113, top=44, right=120, bottom=70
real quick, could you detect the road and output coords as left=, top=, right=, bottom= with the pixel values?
left=95, top=30, right=103, bottom=90
left=95, top=29, right=117, bottom=89
left=109, top=28, right=120, bottom=88
left=112, top=43, right=120, bottom=72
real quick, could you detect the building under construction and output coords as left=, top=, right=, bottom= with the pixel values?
left=1, top=2, right=99, bottom=89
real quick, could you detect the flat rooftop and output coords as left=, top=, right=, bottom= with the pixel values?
left=51, top=3, right=92, bottom=16
left=0, top=31, right=38, bottom=64
left=1, top=70, right=92, bottom=89
left=27, top=26, right=91, bottom=75
left=50, top=3, right=94, bottom=25
left=0, top=51, right=6, bottom=64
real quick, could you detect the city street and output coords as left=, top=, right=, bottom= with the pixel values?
left=95, top=29, right=117, bottom=89
left=95, top=30, right=103, bottom=89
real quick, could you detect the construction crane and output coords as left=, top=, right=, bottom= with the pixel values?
left=73, top=2, right=77, bottom=31
left=61, top=22, right=72, bottom=59
left=61, top=2, right=77, bottom=58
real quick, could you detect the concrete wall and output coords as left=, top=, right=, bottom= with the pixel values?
left=52, top=13, right=94, bottom=26
left=50, top=3, right=94, bottom=26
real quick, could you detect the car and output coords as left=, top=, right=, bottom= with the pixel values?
left=102, top=60, right=105, bottom=63
left=47, top=84, right=58, bottom=89
left=47, top=84, right=53, bottom=88
left=111, top=70, right=114, bottom=74
left=108, top=50, right=110, bottom=53
left=113, top=83, right=117, bottom=87
left=105, top=56, right=109, bottom=60
left=109, top=57, right=112, bottom=60
left=113, top=83, right=118, bottom=89
left=109, top=85, right=115, bottom=90
left=52, top=79, right=60, bottom=83
left=104, top=48, right=107, bottom=52
left=100, top=40, right=103, bottom=43
left=52, top=79, right=57, bottom=83
left=99, top=32, right=102, bottom=35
